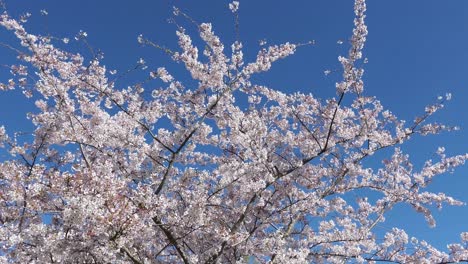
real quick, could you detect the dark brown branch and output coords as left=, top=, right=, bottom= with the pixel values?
left=152, top=216, right=190, bottom=264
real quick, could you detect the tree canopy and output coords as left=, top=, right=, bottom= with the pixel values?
left=0, top=0, right=467, bottom=263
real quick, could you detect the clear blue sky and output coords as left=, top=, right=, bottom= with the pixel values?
left=1, top=0, right=467, bottom=252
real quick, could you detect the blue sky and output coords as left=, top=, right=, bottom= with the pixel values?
left=1, top=0, right=467, bottom=252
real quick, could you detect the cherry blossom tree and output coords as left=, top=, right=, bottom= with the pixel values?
left=1, top=0, right=467, bottom=263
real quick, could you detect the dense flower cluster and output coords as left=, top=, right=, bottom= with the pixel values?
left=0, top=1, right=467, bottom=263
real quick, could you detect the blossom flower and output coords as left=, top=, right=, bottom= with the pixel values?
left=74, top=30, right=87, bottom=40
left=229, top=1, right=239, bottom=13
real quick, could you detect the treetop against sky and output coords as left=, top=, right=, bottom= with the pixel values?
left=0, top=0, right=467, bottom=263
